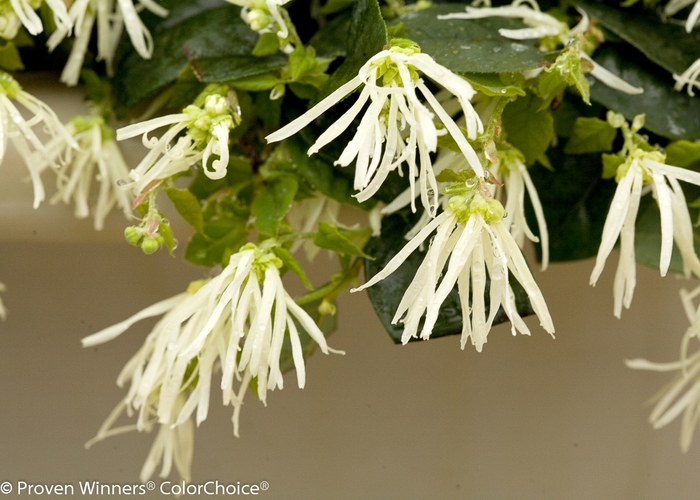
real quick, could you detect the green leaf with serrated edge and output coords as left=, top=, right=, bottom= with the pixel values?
left=502, top=93, right=554, bottom=166
left=113, top=2, right=286, bottom=111
left=573, top=0, right=700, bottom=76
left=363, top=213, right=535, bottom=344
left=164, top=186, right=204, bottom=232
left=588, top=45, right=700, bottom=141
left=462, top=73, right=525, bottom=97
left=314, top=222, right=372, bottom=258
left=185, top=216, right=248, bottom=267
left=314, top=0, right=387, bottom=103
left=527, top=142, right=616, bottom=262
left=398, top=4, right=556, bottom=74
left=272, top=247, right=313, bottom=290
left=278, top=297, right=337, bottom=374
left=602, top=153, right=625, bottom=179
left=228, top=72, right=279, bottom=91
left=564, top=117, right=617, bottom=155
left=665, top=141, right=700, bottom=170
left=252, top=175, right=299, bottom=237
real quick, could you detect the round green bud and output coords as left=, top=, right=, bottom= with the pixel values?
left=124, top=226, right=142, bottom=246
left=141, top=236, right=161, bottom=255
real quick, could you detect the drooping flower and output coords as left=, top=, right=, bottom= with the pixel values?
left=0, top=72, right=78, bottom=208
left=664, top=0, right=700, bottom=33
left=46, top=0, right=169, bottom=84
left=82, top=242, right=340, bottom=456
left=352, top=178, right=554, bottom=351
left=266, top=39, right=484, bottom=216
left=626, top=283, right=700, bottom=452
left=35, top=115, right=132, bottom=230
left=439, top=0, right=643, bottom=95
left=117, top=91, right=239, bottom=197
left=590, top=113, right=700, bottom=317
left=0, top=0, right=71, bottom=39
left=493, top=149, right=549, bottom=270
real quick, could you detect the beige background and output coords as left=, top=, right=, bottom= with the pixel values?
left=0, top=75, right=699, bottom=499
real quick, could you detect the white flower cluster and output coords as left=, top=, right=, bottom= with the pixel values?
left=81, top=243, right=340, bottom=480
left=267, top=39, right=484, bottom=216
left=117, top=92, right=239, bottom=197
left=353, top=181, right=554, bottom=351
left=590, top=113, right=700, bottom=317
left=35, top=115, right=132, bottom=230
left=0, top=72, right=77, bottom=208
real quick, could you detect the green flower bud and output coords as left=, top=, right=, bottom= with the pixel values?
left=124, top=226, right=143, bottom=246
left=141, top=236, right=161, bottom=255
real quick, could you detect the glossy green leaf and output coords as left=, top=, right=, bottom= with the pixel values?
left=589, top=46, right=700, bottom=141
left=527, top=144, right=616, bottom=262
left=363, top=213, right=535, bottom=344
left=462, top=72, right=525, bottom=97
left=564, top=117, right=617, bottom=154
left=574, top=0, right=700, bottom=76
left=185, top=216, right=248, bottom=267
left=399, top=4, right=555, bottom=74
left=252, top=175, right=299, bottom=237
left=502, top=93, right=554, bottom=166
left=113, top=2, right=285, bottom=110
left=165, top=186, right=204, bottom=233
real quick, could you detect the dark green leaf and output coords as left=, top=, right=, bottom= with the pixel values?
left=399, top=4, right=556, bottom=74
left=528, top=144, right=616, bottom=262
left=363, top=213, right=534, bottom=344
left=315, top=0, right=387, bottom=102
left=574, top=0, right=700, bottom=76
left=0, top=41, right=23, bottom=71
left=184, top=216, right=248, bottom=267
left=113, top=3, right=286, bottom=110
left=502, top=93, right=554, bottom=166
left=564, top=116, right=617, bottom=154
left=252, top=175, right=299, bottom=237
left=589, top=45, right=700, bottom=141
left=165, top=186, right=204, bottom=232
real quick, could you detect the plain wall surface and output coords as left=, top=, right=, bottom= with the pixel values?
left=0, top=74, right=699, bottom=499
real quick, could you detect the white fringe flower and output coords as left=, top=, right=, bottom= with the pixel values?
left=664, top=0, right=700, bottom=32
left=626, top=284, right=700, bottom=452
left=590, top=114, right=700, bottom=317
left=0, top=72, right=78, bottom=208
left=493, top=149, right=549, bottom=270
left=35, top=115, right=132, bottom=230
left=82, top=243, right=340, bottom=450
left=352, top=182, right=554, bottom=351
left=47, top=0, right=169, bottom=84
left=0, top=0, right=71, bottom=39
left=117, top=92, right=238, bottom=196
left=266, top=39, right=484, bottom=216
left=439, top=0, right=643, bottom=95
